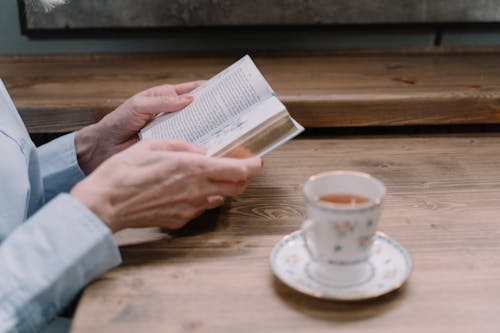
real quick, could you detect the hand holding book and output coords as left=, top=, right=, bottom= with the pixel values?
left=140, top=55, right=304, bottom=158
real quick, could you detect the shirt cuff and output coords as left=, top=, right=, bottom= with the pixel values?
left=34, top=193, right=123, bottom=282
left=38, top=133, right=86, bottom=201
left=0, top=194, right=121, bottom=332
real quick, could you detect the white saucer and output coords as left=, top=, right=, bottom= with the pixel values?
left=270, top=230, right=412, bottom=301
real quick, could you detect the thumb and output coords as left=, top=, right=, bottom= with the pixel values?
left=134, top=95, right=193, bottom=115
left=242, top=156, right=263, bottom=179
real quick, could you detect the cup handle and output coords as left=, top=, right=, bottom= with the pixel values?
left=301, top=219, right=319, bottom=262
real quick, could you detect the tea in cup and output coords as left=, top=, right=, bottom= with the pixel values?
left=302, top=171, right=386, bottom=285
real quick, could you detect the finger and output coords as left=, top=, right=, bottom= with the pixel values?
left=200, top=158, right=249, bottom=182
left=201, top=156, right=262, bottom=182
left=145, top=139, right=207, bottom=154
left=239, top=156, right=263, bottom=179
left=174, top=80, right=206, bottom=95
left=133, top=95, right=193, bottom=115
left=206, top=195, right=225, bottom=209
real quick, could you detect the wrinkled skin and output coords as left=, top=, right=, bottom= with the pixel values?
left=71, top=140, right=261, bottom=232
left=71, top=82, right=262, bottom=232
left=75, top=81, right=205, bottom=174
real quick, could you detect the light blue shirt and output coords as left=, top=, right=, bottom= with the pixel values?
left=0, top=80, right=122, bottom=333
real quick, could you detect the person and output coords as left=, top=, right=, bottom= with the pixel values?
left=0, top=75, right=261, bottom=331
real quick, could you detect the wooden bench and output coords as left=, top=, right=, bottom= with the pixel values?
left=1, top=51, right=500, bottom=133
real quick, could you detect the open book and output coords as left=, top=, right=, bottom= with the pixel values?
left=140, top=55, right=304, bottom=158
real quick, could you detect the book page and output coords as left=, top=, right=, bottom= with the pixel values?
left=201, top=96, right=285, bottom=154
left=140, top=55, right=274, bottom=144
left=202, top=96, right=304, bottom=157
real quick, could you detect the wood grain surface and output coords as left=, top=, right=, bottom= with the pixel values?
left=1, top=52, right=500, bottom=133
left=71, top=134, right=500, bottom=333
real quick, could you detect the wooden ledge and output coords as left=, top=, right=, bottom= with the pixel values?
left=1, top=53, right=500, bottom=133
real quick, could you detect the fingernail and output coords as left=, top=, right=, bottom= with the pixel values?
left=182, top=95, right=193, bottom=103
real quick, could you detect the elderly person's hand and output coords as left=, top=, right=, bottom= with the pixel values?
left=70, top=139, right=262, bottom=232
left=75, top=81, right=204, bottom=174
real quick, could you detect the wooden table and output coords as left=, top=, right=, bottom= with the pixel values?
left=71, top=133, right=500, bottom=333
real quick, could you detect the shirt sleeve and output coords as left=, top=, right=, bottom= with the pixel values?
left=37, top=133, right=86, bottom=202
left=0, top=194, right=122, bottom=333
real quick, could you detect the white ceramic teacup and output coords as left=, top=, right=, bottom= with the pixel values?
left=302, top=171, right=386, bottom=285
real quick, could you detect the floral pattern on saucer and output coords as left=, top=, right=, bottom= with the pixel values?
left=270, top=230, right=412, bottom=301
